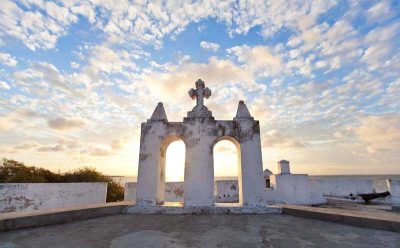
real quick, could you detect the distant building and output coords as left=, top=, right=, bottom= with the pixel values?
left=263, top=169, right=273, bottom=188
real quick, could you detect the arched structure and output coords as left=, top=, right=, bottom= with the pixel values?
left=212, top=136, right=242, bottom=204
left=136, top=79, right=265, bottom=207
left=157, top=135, right=185, bottom=204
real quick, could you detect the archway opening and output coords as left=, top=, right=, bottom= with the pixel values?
left=157, top=137, right=185, bottom=205
left=213, top=137, right=242, bottom=205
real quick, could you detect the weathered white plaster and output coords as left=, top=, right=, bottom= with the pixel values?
left=264, top=174, right=325, bottom=205
left=125, top=182, right=184, bottom=202
left=309, top=177, right=381, bottom=197
left=264, top=161, right=325, bottom=205
left=126, top=180, right=239, bottom=203
left=387, top=179, right=400, bottom=204
left=214, top=180, right=239, bottom=203
left=136, top=79, right=265, bottom=207
left=125, top=203, right=281, bottom=214
left=0, top=183, right=107, bottom=213
left=277, top=160, right=290, bottom=174
left=128, top=176, right=398, bottom=205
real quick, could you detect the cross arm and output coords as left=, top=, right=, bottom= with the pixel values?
left=188, top=88, right=196, bottom=99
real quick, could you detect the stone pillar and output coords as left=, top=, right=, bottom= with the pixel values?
left=136, top=103, right=168, bottom=206
left=183, top=119, right=214, bottom=207
left=238, top=120, right=265, bottom=206
left=136, top=123, right=163, bottom=205
left=278, top=160, right=291, bottom=174
left=234, top=101, right=264, bottom=206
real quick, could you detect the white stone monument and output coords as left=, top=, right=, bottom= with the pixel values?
left=136, top=79, right=265, bottom=207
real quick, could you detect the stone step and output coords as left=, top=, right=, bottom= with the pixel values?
left=0, top=202, right=133, bottom=232
left=282, top=204, right=400, bottom=232
left=125, top=203, right=282, bottom=214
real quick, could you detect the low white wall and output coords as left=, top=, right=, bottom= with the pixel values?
left=388, top=179, right=400, bottom=204
left=125, top=180, right=239, bottom=203
left=124, top=182, right=136, bottom=201
left=124, top=177, right=399, bottom=206
left=264, top=174, right=325, bottom=205
left=309, top=177, right=379, bottom=197
left=165, top=182, right=184, bottom=202
left=214, top=180, right=239, bottom=203
left=0, top=183, right=107, bottom=213
left=125, top=182, right=184, bottom=202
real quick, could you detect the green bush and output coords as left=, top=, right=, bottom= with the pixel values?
left=0, top=158, right=124, bottom=202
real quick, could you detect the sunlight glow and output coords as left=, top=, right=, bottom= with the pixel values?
left=213, top=140, right=239, bottom=179
left=164, top=140, right=240, bottom=182
left=165, top=140, right=185, bottom=182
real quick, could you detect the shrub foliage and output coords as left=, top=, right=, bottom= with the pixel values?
left=0, top=158, right=124, bottom=202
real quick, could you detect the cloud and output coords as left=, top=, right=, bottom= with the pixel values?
left=90, top=147, right=114, bottom=156
left=16, top=109, right=42, bottom=118
left=110, top=135, right=132, bottom=150
left=227, top=45, right=287, bottom=77
left=366, top=0, right=395, bottom=23
left=287, top=20, right=361, bottom=73
left=0, top=0, right=338, bottom=50
left=0, top=52, right=17, bottom=66
left=0, top=0, right=78, bottom=50
left=363, top=22, right=400, bottom=70
left=0, top=81, right=11, bottom=90
left=141, top=56, right=255, bottom=103
left=47, top=117, right=86, bottom=131
left=14, top=141, right=40, bottom=150
left=70, top=61, right=79, bottom=69
left=0, top=118, right=12, bottom=131
left=80, top=146, right=114, bottom=157
left=0, top=1, right=399, bottom=175
left=353, top=114, right=400, bottom=154
left=37, top=144, right=64, bottom=152
left=70, top=2, right=96, bottom=24
left=200, top=41, right=220, bottom=52
left=262, top=130, right=308, bottom=148
left=86, top=45, right=137, bottom=75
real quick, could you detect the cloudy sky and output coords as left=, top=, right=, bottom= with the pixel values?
left=0, top=0, right=399, bottom=179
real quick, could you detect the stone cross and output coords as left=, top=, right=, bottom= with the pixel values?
left=188, top=79, right=211, bottom=108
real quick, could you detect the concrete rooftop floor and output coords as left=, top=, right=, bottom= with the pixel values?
left=0, top=214, right=399, bottom=248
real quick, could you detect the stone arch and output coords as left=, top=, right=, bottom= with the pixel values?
left=157, top=135, right=186, bottom=205
left=212, top=136, right=243, bottom=205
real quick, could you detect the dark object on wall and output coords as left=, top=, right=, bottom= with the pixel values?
left=358, top=191, right=390, bottom=204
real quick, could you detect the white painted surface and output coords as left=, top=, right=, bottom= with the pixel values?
left=129, top=176, right=399, bottom=206
left=387, top=179, right=400, bottom=204
left=125, top=203, right=281, bottom=214
left=277, top=160, right=290, bottom=174
left=136, top=80, right=265, bottom=207
left=214, top=180, right=239, bottom=203
left=0, top=183, right=107, bottom=213
left=126, top=182, right=184, bottom=202
left=127, top=180, right=239, bottom=203
left=309, top=177, right=378, bottom=197
left=264, top=174, right=325, bottom=205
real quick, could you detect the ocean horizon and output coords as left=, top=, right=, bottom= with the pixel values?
left=110, top=174, right=400, bottom=186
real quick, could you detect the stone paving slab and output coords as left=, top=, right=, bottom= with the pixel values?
left=282, top=204, right=400, bottom=232
left=1, top=214, right=399, bottom=248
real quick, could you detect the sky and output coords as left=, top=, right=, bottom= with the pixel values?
left=0, top=0, right=399, bottom=179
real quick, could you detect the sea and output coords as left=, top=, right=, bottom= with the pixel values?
left=110, top=175, right=400, bottom=187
